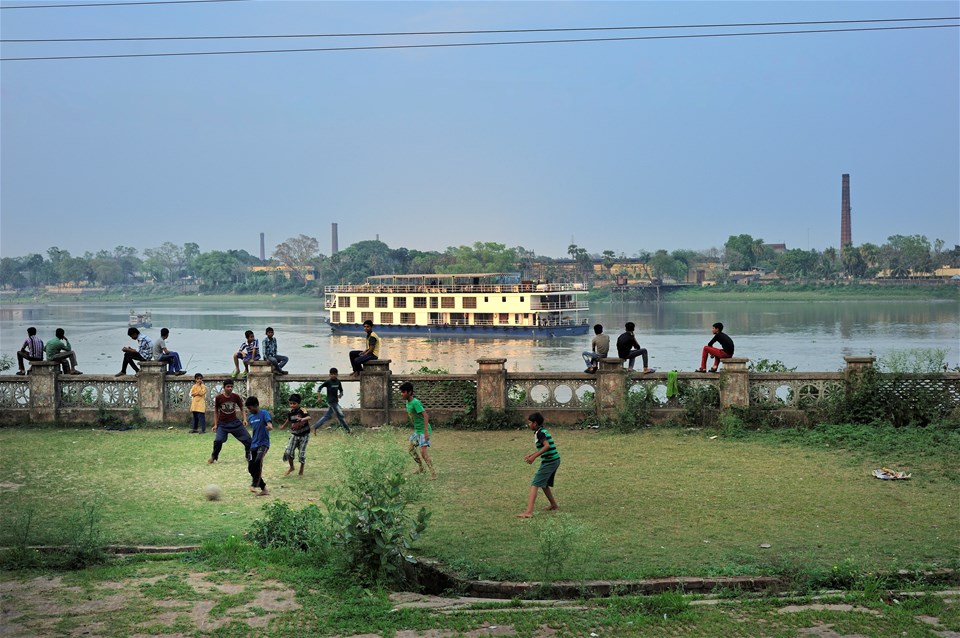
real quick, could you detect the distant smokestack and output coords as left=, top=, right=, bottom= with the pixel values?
left=331, top=223, right=338, bottom=254
left=840, top=174, right=852, bottom=247
left=260, top=233, right=265, bottom=261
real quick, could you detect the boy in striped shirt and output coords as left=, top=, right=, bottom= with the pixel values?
left=231, top=330, right=259, bottom=379
left=16, top=327, right=44, bottom=375
left=518, top=412, right=560, bottom=518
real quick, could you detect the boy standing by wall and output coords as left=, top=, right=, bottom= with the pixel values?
left=208, top=379, right=251, bottom=464
left=279, top=393, right=311, bottom=476
left=315, top=367, right=350, bottom=433
left=189, top=373, right=207, bottom=433
left=245, top=396, right=272, bottom=496
left=399, top=381, right=436, bottom=479
left=517, top=412, right=560, bottom=519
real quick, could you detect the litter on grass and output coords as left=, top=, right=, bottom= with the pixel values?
left=873, top=468, right=911, bottom=480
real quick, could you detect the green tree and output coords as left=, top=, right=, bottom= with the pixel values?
left=273, top=234, right=319, bottom=284
left=193, top=251, right=243, bottom=288
left=724, top=234, right=758, bottom=270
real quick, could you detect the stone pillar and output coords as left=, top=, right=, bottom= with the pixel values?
left=476, top=358, right=507, bottom=412
left=360, top=359, right=392, bottom=427
left=137, top=361, right=167, bottom=422
left=596, top=357, right=626, bottom=418
left=719, top=357, right=749, bottom=408
left=28, top=361, right=59, bottom=423
left=246, top=361, right=276, bottom=409
left=844, top=356, right=875, bottom=381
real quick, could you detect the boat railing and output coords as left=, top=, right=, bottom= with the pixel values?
left=530, top=301, right=589, bottom=310
left=324, top=283, right=587, bottom=294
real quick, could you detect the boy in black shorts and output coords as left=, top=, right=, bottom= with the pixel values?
left=279, top=393, right=311, bottom=476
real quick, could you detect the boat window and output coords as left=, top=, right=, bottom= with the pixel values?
left=375, top=297, right=388, bottom=308
left=361, top=312, right=374, bottom=323
left=441, top=297, right=455, bottom=309
left=430, top=297, right=439, bottom=309
left=499, top=313, right=509, bottom=324
left=400, top=312, right=416, bottom=324
left=463, top=297, right=477, bottom=309
left=380, top=312, right=393, bottom=324
left=393, top=297, right=407, bottom=308
left=502, top=297, right=506, bottom=303
left=338, top=297, right=351, bottom=308
left=356, top=297, right=369, bottom=308
left=332, top=311, right=340, bottom=322
left=414, top=297, right=427, bottom=308
left=346, top=312, right=355, bottom=323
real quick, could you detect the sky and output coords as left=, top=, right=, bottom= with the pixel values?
left=1, top=1, right=958, bottom=261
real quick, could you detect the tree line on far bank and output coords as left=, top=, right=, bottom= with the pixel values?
left=1, top=234, right=957, bottom=295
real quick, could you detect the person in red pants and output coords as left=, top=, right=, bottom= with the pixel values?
left=697, top=322, right=734, bottom=372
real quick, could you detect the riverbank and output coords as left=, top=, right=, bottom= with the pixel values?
left=590, top=282, right=959, bottom=302
left=3, top=281, right=957, bottom=305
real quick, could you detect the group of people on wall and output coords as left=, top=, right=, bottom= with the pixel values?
left=581, top=321, right=735, bottom=374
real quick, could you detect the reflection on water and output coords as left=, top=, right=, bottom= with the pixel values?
left=0, top=299, right=957, bottom=375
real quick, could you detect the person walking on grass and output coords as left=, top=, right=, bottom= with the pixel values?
left=16, top=327, right=44, bottom=375
left=208, top=379, right=251, bottom=465
left=315, top=367, right=350, bottom=433
left=116, top=327, right=152, bottom=376
left=245, top=395, right=272, bottom=496
left=517, top=412, right=560, bottom=519
left=231, top=330, right=259, bottom=379
left=400, top=381, right=436, bottom=479
left=697, top=322, right=735, bottom=373
left=189, top=373, right=207, bottom=433
left=279, top=393, right=311, bottom=476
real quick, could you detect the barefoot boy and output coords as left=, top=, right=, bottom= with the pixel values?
left=518, top=412, right=560, bottom=518
left=245, top=396, right=272, bottom=496
left=279, top=393, right=311, bottom=476
left=208, top=379, right=251, bottom=464
left=315, top=367, right=350, bottom=433
left=399, top=381, right=436, bottom=479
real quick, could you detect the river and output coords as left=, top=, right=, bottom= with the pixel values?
left=1, top=298, right=957, bottom=378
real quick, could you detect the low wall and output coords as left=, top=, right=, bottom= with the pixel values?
left=1, top=357, right=958, bottom=427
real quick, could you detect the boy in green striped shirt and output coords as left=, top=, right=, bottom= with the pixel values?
left=518, top=412, right=560, bottom=518
left=400, top=382, right=436, bottom=480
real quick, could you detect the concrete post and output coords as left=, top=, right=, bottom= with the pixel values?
left=360, top=359, right=392, bottom=427
left=596, top=357, right=627, bottom=418
left=844, top=356, right=875, bottom=380
left=137, top=361, right=167, bottom=422
left=719, top=357, right=750, bottom=408
left=28, top=361, right=59, bottom=422
left=476, top=358, right=507, bottom=412
left=247, top=361, right=276, bottom=409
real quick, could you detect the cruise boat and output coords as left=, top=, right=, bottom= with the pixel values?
left=128, top=310, right=152, bottom=329
left=324, top=273, right=589, bottom=337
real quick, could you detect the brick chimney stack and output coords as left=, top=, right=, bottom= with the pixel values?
left=840, top=174, right=852, bottom=247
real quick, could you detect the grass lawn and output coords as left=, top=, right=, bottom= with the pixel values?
left=2, top=425, right=957, bottom=582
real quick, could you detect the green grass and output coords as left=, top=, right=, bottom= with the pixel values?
left=1, top=424, right=957, bottom=583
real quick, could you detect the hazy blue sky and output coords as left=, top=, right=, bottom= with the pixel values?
left=1, top=1, right=957, bottom=260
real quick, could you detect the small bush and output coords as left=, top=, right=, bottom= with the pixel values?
left=59, top=499, right=107, bottom=568
left=535, top=514, right=590, bottom=582
left=1, top=501, right=41, bottom=569
left=247, top=500, right=325, bottom=552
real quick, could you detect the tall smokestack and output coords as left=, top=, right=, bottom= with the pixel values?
left=259, top=233, right=265, bottom=261
left=331, top=223, right=338, bottom=254
left=840, top=174, right=852, bottom=248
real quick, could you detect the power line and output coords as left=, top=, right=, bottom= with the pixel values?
left=2, top=16, right=957, bottom=43
left=0, top=0, right=247, bottom=9
left=2, top=23, right=957, bottom=62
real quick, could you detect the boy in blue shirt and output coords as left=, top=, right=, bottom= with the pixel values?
left=245, top=395, right=272, bottom=496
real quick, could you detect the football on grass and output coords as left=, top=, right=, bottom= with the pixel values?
left=203, top=484, right=222, bottom=501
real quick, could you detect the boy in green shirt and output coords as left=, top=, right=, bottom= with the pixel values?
left=399, top=381, right=436, bottom=480
left=518, top=412, right=560, bottom=518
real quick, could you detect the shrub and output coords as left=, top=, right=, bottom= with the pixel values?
left=59, top=499, right=107, bottom=568
left=321, top=431, right=431, bottom=587
left=1, top=501, right=41, bottom=569
left=535, top=514, right=590, bottom=582
left=247, top=500, right=325, bottom=552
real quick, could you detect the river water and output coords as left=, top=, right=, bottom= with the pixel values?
left=1, top=298, right=957, bottom=378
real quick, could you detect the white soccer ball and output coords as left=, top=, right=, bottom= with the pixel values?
left=203, top=484, right=222, bottom=501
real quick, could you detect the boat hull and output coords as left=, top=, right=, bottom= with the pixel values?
left=329, top=323, right=589, bottom=338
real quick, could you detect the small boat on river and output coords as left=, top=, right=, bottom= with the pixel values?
left=324, top=273, right=589, bottom=337
left=128, top=310, right=152, bottom=329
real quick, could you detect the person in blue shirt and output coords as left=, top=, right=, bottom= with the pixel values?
left=245, top=395, right=273, bottom=496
